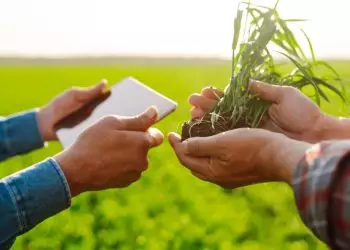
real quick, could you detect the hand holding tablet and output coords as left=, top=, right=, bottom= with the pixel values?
left=55, top=77, right=177, bottom=148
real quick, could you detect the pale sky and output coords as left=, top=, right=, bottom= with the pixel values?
left=0, top=0, right=349, bottom=59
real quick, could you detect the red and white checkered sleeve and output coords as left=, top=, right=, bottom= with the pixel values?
left=292, top=140, right=350, bottom=249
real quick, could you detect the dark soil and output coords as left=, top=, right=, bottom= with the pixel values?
left=181, top=113, right=247, bottom=141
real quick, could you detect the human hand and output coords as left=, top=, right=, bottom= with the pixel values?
left=37, top=79, right=110, bottom=141
left=188, top=86, right=223, bottom=118
left=169, top=129, right=310, bottom=188
left=189, top=81, right=326, bottom=143
left=54, top=106, right=163, bottom=196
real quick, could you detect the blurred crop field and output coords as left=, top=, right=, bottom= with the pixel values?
left=1, top=58, right=349, bottom=250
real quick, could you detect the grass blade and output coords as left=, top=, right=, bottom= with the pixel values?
left=301, top=28, right=315, bottom=62
left=312, top=77, right=346, bottom=102
left=233, top=9, right=243, bottom=51
left=314, top=60, right=340, bottom=78
left=285, top=18, right=308, bottom=22
left=277, top=51, right=321, bottom=104
left=210, top=0, right=345, bottom=131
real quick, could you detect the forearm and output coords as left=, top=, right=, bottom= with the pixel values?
left=265, top=133, right=311, bottom=184
left=313, top=115, right=350, bottom=141
left=0, top=158, right=71, bottom=249
left=0, top=110, right=44, bottom=161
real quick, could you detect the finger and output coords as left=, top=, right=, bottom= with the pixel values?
left=188, top=94, right=217, bottom=112
left=248, top=79, right=283, bottom=103
left=168, top=132, right=190, bottom=156
left=75, top=79, right=110, bottom=102
left=118, top=106, right=159, bottom=131
left=115, top=129, right=163, bottom=149
left=168, top=132, right=209, bottom=174
left=201, top=87, right=224, bottom=100
left=190, top=107, right=205, bottom=119
left=183, top=135, right=221, bottom=157
left=168, top=132, right=182, bottom=146
left=146, top=128, right=164, bottom=148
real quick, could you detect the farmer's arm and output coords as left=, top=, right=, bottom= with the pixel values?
left=0, top=111, right=44, bottom=161
left=0, top=80, right=108, bottom=162
left=315, top=116, right=350, bottom=141
left=292, top=140, right=350, bottom=249
left=169, top=128, right=350, bottom=249
left=0, top=158, right=71, bottom=249
left=0, top=107, right=163, bottom=250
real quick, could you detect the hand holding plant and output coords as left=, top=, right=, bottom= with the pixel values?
left=189, top=80, right=326, bottom=143
left=181, top=1, right=345, bottom=140
left=169, top=128, right=311, bottom=188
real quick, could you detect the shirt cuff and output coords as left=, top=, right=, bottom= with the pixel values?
left=291, top=141, right=350, bottom=246
left=2, top=110, right=45, bottom=157
left=3, top=158, right=71, bottom=234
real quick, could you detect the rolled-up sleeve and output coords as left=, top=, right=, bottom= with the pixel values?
left=0, top=158, right=71, bottom=249
left=292, top=140, right=350, bottom=249
left=0, top=110, right=45, bottom=161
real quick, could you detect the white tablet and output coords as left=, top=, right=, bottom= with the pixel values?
left=55, top=77, right=177, bottom=149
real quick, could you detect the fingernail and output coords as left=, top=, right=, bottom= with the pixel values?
left=101, top=84, right=110, bottom=94
left=145, top=106, right=159, bottom=120
left=149, top=128, right=164, bottom=145
left=167, top=132, right=180, bottom=147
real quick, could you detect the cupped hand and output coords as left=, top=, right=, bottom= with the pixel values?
left=37, top=79, right=110, bottom=141
left=188, top=81, right=325, bottom=143
left=169, top=129, right=310, bottom=189
left=54, top=106, right=164, bottom=196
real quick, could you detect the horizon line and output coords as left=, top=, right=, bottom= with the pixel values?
left=0, top=54, right=349, bottom=61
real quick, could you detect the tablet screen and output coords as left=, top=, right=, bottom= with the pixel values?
left=55, top=77, right=177, bottom=148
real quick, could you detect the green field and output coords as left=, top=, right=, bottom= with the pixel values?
left=1, top=58, right=349, bottom=250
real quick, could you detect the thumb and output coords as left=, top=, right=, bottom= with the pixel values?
left=168, top=132, right=221, bottom=157
left=77, top=79, right=110, bottom=101
left=168, top=132, right=182, bottom=149
left=119, top=106, right=159, bottom=131
left=147, top=128, right=164, bottom=148
left=248, top=79, right=283, bottom=103
left=168, top=132, right=219, bottom=157
left=183, top=136, right=220, bottom=157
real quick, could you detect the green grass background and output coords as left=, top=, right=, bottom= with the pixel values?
left=1, top=59, right=348, bottom=250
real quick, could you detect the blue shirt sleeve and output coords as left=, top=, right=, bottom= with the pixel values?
left=0, top=158, right=71, bottom=249
left=0, top=110, right=45, bottom=161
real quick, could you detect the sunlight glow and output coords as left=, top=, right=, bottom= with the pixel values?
left=0, top=0, right=349, bottom=58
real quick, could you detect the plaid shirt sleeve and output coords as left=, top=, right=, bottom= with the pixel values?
left=292, top=140, right=350, bottom=250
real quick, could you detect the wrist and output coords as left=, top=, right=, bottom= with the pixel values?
left=37, top=107, right=49, bottom=141
left=53, top=150, right=85, bottom=197
left=37, top=107, right=55, bottom=142
left=311, top=114, right=350, bottom=142
left=263, top=133, right=311, bottom=184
